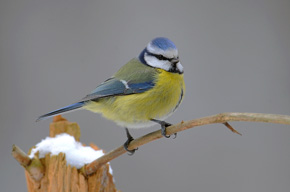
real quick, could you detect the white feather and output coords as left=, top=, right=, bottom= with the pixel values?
left=120, top=79, right=129, bottom=89
left=176, top=62, right=184, bottom=73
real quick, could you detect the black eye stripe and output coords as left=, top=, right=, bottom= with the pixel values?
left=146, top=51, right=172, bottom=61
left=155, top=54, right=169, bottom=60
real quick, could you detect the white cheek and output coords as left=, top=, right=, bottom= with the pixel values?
left=176, top=62, right=184, bottom=73
left=144, top=55, right=171, bottom=71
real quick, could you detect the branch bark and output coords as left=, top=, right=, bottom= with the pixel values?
left=12, top=145, right=45, bottom=181
left=12, top=144, right=31, bottom=167
left=84, top=112, right=290, bottom=176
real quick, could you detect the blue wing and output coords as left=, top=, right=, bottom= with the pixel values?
left=36, top=79, right=154, bottom=121
left=37, top=58, right=157, bottom=122
left=79, top=78, right=155, bottom=102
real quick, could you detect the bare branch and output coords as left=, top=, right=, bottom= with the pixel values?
left=84, top=112, right=290, bottom=176
left=12, top=145, right=45, bottom=181
left=12, top=144, right=31, bottom=167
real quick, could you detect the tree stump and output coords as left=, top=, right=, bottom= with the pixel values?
left=12, top=115, right=119, bottom=192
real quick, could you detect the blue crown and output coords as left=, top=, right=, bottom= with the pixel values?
left=151, top=37, right=177, bottom=50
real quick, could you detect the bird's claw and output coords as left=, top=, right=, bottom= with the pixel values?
left=123, top=139, right=138, bottom=155
left=124, top=128, right=138, bottom=155
left=160, top=121, right=177, bottom=139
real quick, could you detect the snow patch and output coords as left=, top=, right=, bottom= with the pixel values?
left=29, top=133, right=111, bottom=172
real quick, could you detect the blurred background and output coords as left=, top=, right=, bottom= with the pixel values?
left=1, top=0, right=289, bottom=191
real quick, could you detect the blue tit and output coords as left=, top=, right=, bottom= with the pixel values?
left=37, top=37, right=185, bottom=154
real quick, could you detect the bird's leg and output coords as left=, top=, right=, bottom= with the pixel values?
left=151, top=119, right=177, bottom=138
left=123, top=128, right=138, bottom=155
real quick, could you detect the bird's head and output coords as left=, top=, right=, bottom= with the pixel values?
left=139, top=37, right=183, bottom=74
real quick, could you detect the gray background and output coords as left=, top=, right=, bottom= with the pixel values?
left=1, top=0, right=290, bottom=191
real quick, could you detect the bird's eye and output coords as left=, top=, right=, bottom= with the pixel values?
left=155, top=54, right=167, bottom=60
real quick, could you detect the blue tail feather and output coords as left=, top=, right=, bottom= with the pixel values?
left=36, top=102, right=85, bottom=121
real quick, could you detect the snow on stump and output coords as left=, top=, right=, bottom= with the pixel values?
left=12, top=115, right=119, bottom=192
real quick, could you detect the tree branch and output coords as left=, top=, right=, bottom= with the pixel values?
left=12, top=145, right=45, bottom=181
left=12, top=144, right=31, bottom=167
left=84, top=112, right=290, bottom=176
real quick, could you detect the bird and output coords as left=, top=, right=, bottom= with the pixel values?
left=37, top=37, right=185, bottom=154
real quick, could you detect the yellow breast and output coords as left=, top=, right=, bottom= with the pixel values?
left=84, top=69, right=185, bottom=128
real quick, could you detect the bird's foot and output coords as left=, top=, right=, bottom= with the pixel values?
left=151, top=119, right=177, bottom=138
left=123, top=128, right=138, bottom=155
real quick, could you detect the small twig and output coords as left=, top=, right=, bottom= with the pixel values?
left=12, top=144, right=31, bottom=167
left=223, top=122, right=242, bottom=135
left=84, top=112, right=290, bottom=176
left=12, top=145, right=44, bottom=181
